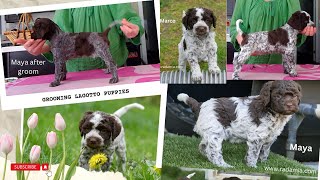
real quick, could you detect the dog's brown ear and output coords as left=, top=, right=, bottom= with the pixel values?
left=207, top=9, right=216, bottom=28
left=182, top=10, right=190, bottom=30
left=111, top=119, right=121, bottom=141
left=259, top=81, right=274, bottom=107
left=79, top=111, right=93, bottom=136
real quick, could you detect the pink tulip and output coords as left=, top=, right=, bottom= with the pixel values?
left=0, top=134, right=13, bottom=155
left=46, top=131, right=57, bottom=149
left=27, top=113, right=38, bottom=130
left=55, top=113, right=66, bottom=131
left=29, top=145, right=41, bottom=163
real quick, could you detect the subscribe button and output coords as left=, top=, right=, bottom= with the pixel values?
left=11, top=163, right=49, bottom=171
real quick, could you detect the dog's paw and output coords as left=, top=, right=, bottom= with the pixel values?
left=191, top=72, right=202, bottom=83
left=104, top=68, right=111, bottom=74
left=49, top=81, right=61, bottom=87
left=246, top=163, right=258, bottom=168
left=288, top=70, right=298, bottom=77
left=109, top=77, right=119, bottom=84
left=209, top=66, right=221, bottom=74
left=232, top=76, right=241, bottom=80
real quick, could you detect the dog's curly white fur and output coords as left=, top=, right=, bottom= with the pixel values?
left=178, top=81, right=302, bottom=168
left=178, top=7, right=221, bottom=82
left=78, top=103, right=144, bottom=172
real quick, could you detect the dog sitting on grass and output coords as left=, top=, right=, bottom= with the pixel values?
left=78, top=103, right=144, bottom=172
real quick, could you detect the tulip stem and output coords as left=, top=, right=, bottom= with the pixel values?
left=21, top=129, right=31, bottom=162
left=25, top=171, right=30, bottom=180
left=21, top=129, right=31, bottom=180
left=48, top=149, right=52, bottom=180
left=61, top=131, right=65, bottom=180
left=2, top=154, right=7, bottom=180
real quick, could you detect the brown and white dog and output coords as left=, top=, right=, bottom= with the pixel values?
left=78, top=103, right=144, bottom=172
left=31, top=18, right=120, bottom=87
left=178, top=7, right=221, bottom=83
left=233, top=11, right=314, bottom=80
left=178, top=81, right=302, bottom=168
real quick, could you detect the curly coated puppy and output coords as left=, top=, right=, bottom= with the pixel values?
left=78, top=103, right=144, bottom=172
left=177, top=81, right=302, bottom=168
left=31, top=18, right=120, bottom=87
left=232, top=11, right=314, bottom=80
left=178, top=7, right=221, bottom=83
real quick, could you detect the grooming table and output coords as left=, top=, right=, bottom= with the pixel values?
left=5, top=64, right=160, bottom=96
left=227, top=64, right=320, bottom=80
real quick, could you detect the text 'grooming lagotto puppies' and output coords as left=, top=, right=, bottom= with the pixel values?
left=178, top=7, right=221, bottom=83
left=177, top=81, right=302, bottom=168
left=78, top=103, right=144, bottom=172
left=31, top=18, right=121, bottom=87
left=232, top=11, right=314, bottom=80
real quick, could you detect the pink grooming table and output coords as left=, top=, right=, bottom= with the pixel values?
left=227, top=64, right=320, bottom=80
left=5, top=64, right=160, bottom=96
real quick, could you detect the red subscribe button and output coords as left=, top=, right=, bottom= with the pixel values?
left=11, top=163, right=41, bottom=171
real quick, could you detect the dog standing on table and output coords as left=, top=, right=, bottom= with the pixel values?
left=178, top=7, right=221, bottom=83
left=232, top=11, right=314, bottom=80
left=177, top=81, right=302, bottom=168
left=31, top=18, right=120, bottom=87
left=78, top=103, right=144, bottom=172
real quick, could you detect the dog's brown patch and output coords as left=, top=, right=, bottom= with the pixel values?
left=75, top=33, right=94, bottom=56
left=215, top=98, right=237, bottom=127
left=79, top=111, right=94, bottom=136
left=241, top=33, right=248, bottom=46
left=268, top=28, right=289, bottom=46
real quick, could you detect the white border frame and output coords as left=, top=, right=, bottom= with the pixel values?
left=19, top=82, right=167, bottom=168
left=0, top=0, right=161, bottom=110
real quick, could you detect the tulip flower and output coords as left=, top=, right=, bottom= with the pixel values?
left=27, top=113, right=38, bottom=130
left=46, top=131, right=57, bottom=149
left=0, top=134, right=13, bottom=155
left=1, top=134, right=13, bottom=180
left=55, top=113, right=66, bottom=131
left=29, top=145, right=41, bottom=163
left=46, top=131, right=57, bottom=180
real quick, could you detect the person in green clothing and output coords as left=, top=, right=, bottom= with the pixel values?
left=15, top=3, right=144, bottom=72
left=230, top=0, right=316, bottom=64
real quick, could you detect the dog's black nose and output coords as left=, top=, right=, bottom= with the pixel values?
left=196, top=26, right=207, bottom=35
left=86, top=137, right=101, bottom=148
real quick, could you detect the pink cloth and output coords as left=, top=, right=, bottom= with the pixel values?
left=5, top=64, right=160, bottom=96
left=227, top=64, right=320, bottom=80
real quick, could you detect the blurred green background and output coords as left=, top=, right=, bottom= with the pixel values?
left=22, top=96, right=160, bottom=177
left=160, top=0, right=227, bottom=71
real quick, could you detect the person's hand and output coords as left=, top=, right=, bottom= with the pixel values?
left=120, top=19, right=139, bottom=38
left=301, top=25, right=316, bottom=36
left=14, top=39, right=47, bottom=56
left=236, top=33, right=243, bottom=45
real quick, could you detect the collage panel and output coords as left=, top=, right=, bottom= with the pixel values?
left=163, top=81, right=319, bottom=179
left=226, top=0, right=320, bottom=80
left=0, top=0, right=159, bottom=97
left=160, top=0, right=227, bottom=84
left=1, top=95, right=164, bottom=179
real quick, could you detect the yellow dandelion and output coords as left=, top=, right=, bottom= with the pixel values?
left=89, top=153, right=108, bottom=170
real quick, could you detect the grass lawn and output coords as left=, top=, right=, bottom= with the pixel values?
left=161, top=166, right=205, bottom=180
left=22, top=96, right=161, bottom=179
left=160, top=0, right=227, bottom=71
left=163, top=135, right=317, bottom=177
